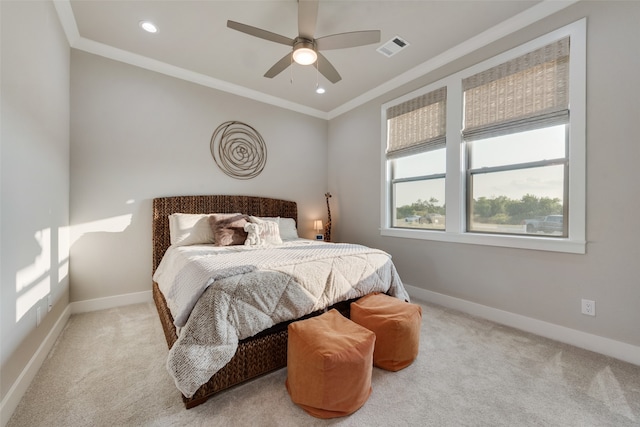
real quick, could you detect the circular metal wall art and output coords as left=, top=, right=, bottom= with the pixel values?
left=210, top=121, right=267, bottom=180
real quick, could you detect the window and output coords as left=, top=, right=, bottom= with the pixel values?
left=464, top=37, right=569, bottom=237
left=381, top=20, right=586, bottom=253
left=386, top=87, right=446, bottom=230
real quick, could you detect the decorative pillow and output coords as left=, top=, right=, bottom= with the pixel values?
left=168, top=213, right=215, bottom=246
left=278, top=217, right=299, bottom=241
left=243, top=223, right=262, bottom=246
left=254, top=216, right=279, bottom=224
left=209, top=213, right=250, bottom=246
left=245, top=217, right=283, bottom=246
left=248, top=216, right=297, bottom=241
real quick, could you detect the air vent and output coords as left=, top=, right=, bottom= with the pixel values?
left=377, top=36, right=410, bottom=58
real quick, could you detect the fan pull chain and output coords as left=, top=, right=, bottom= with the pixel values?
left=314, top=57, right=325, bottom=94
left=290, top=54, right=294, bottom=84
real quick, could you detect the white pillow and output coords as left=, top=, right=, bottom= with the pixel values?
left=168, top=213, right=215, bottom=246
left=253, top=216, right=297, bottom=240
left=244, top=218, right=282, bottom=246
left=278, top=217, right=299, bottom=241
left=255, top=216, right=279, bottom=224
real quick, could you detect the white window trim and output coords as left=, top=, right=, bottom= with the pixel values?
left=380, top=19, right=586, bottom=254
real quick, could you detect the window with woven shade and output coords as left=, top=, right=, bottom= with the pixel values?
left=381, top=19, right=585, bottom=254
left=464, top=37, right=570, bottom=237
left=385, top=87, right=447, bottom=231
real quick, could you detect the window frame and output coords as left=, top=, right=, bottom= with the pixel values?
left=380, top=19, right=586, bottom=254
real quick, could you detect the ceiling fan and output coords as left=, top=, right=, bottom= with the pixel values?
left=227, top=0, right=381, bottom=84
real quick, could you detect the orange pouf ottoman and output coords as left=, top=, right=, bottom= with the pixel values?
left=351, top=293, right=422, bottom=371
left=286, top=309, right=376, bottom=419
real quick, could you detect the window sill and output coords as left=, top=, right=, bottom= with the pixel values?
left=380, top=227, right=586, bottom=254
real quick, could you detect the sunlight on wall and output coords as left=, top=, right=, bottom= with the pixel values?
left=15, top=228, right=51, bottom=322
left=69, top=214, right=132, bottom=246
left=58, top=225, right=70, bottom=284
left=14, top=214, right=127, bottom=323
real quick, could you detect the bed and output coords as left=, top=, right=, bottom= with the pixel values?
left=151, top=195, right=408, bottom=408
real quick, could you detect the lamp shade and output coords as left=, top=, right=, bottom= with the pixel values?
left=314, top=220, right=323, bottom=231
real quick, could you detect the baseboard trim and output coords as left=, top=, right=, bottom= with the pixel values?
left=70, top=290, right=153, bottom=314
left=0, top=304, right=72, bottom=427
left=405, top=284, right=640, bottom=366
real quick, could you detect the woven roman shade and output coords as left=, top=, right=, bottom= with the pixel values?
left=462, top=37, right=569, bottom=141
left=386, top=87, right=446, bottom=159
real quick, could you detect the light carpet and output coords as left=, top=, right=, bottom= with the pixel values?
left=7, top=301, right=640, bottom=426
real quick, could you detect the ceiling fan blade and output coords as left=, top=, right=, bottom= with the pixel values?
left=298, top=0, right=318, bottom=39
left=316, top=52, right=341, bottom=84
left=264, top=52, right=293, bottom=79
left=227, top=20, right=294, bottom=46
left=316, top=30, right=381, bottom=51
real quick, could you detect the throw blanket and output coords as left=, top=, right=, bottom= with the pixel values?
left=155, top=240, right=409, bottom=397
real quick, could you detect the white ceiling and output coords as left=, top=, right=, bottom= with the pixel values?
left=57, top=1, right=577, bottom=119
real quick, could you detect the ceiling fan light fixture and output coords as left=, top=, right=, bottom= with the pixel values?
left=292, top=40, right=317, bottom=65
left=227, top=2, right=380, bottom=84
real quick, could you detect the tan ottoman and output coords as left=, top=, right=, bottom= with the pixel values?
left=286, top=309, right=376, bottom=419
left=351, top=293, right=422, bottom=371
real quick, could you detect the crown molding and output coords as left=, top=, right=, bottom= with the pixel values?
left=73, top=36, right=330, bottom=120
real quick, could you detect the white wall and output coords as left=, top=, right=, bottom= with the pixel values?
left=0, top=0, right=70, bottom=409
left=328, top=1, right=640, bottom=348
left=70, top=50, right=329, bottom=302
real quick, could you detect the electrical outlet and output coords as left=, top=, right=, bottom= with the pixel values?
left=581, top=299, right=595, bottom=316
left=48, top=295, right=52, bottom=312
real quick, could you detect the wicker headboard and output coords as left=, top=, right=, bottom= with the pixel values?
left=152, top=195, right=297, bottom=273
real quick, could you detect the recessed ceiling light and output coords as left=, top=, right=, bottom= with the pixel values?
left=139, top=21, right=158, bottom=34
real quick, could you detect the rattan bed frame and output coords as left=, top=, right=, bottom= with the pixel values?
left=151, top=195, right=353, bottom=408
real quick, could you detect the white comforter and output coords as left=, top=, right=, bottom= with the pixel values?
left=153, top=239, right=409, bottom=397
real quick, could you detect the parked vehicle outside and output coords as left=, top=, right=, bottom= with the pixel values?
left=404, top=215, right=421, bottom=223
left=522, top=215, right=563, bottom=234
left=419, top=213, right=444, bottom=225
